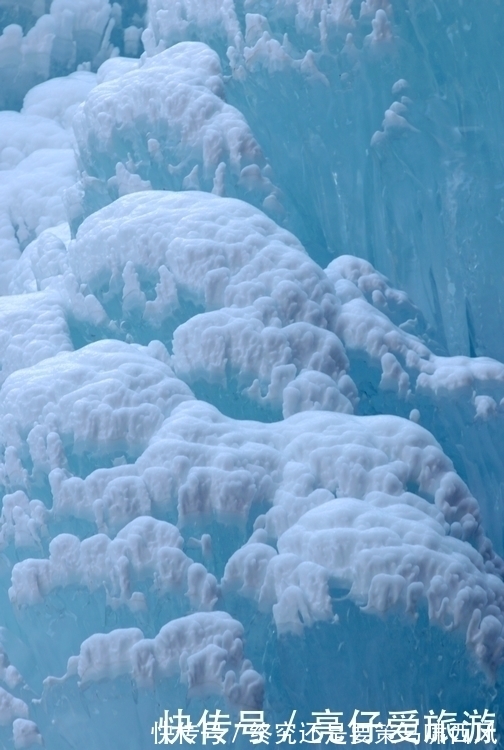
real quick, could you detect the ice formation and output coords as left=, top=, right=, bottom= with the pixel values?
left=71, top=42, right=280, bottom=225
left=0, top=0, right=503, bottom=747
left=52, top=610, right=264, bottom=709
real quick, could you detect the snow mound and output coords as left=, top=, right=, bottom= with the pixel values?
left=73, top=43, right=279, bottom=214
left=0, top=293, right=72, bottom=384
left=10, top=516, right=218, bottom=611
left=46, top=611, right=263, bottom=708
left=22, top=71, right=97, bottom=130
left=67, top=190, right=354, bottom=415
left=0, top=339, right=193, bottom=463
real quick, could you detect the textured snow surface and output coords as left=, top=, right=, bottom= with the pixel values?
left=10, top=516, right=220, bottom=612
left=326, top=255, right=504, bottom=400
left=21, top=71, right=97, bottom=130
left=0, top=0, right=129, bottom=108
left=0, top=148, right=77, bottom=290
left=0, top=339, right=193, bottom=459
left=0, top=292, right=72, bottom=383
left=55, top=610, right=264, bottom=708
left=72, top=43, right=281, bottom=221
left=144, top=0, right=241, bottom=51
left=66, top=190, right=353, bottom=415
left=0, top=112, right=73, bottom=169
left=0, top=0, right=504, bottom=747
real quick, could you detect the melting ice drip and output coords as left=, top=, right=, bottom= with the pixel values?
left=0, top=0, right=503, bottom=747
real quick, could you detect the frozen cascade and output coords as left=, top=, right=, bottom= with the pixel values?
left=143, top=0, right=504, bottom=363
left=0, top=1, right=502, bottom=748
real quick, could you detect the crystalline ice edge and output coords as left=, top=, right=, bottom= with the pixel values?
left=0, top=0, right=503, bottom=748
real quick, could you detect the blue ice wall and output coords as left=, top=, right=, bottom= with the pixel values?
left=0, top=1, right=503, bottom=749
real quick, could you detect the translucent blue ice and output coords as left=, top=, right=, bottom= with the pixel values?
left=0, top=1, right=503, bottom=748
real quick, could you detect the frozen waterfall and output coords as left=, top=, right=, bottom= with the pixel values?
left=0, top=0, right=502, bottom=747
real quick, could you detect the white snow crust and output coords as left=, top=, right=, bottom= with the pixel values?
left=49, top=611, right=263, bottom=708
left=0, top=20, right=504, bottom=742
left=67, top=190, right=352, bottom=414
left=0, top=688, right=28, bottom=726
left=327, top=255, right=504, bottom=406
left=0, top=113, right=73, bottom=170
left=0, top=339, right=193, bottom=462
left=10, top=516, right=218, bottom=611
left=144, top=0, right=241, bottom=52
left=0, top=149, right=77, bottom=290
left=13, top=719, right=43, bottom=749
left=22, top=71, right=97, bottom=130
left=0, top=185, right=502, bottom=686
left=0, top=0, right=116, bottom=113
left=10, top=389, right=503, bottom=675
left=73, top=43, right=278, bottom=209
left=0, top=293, right=72, bottom=383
